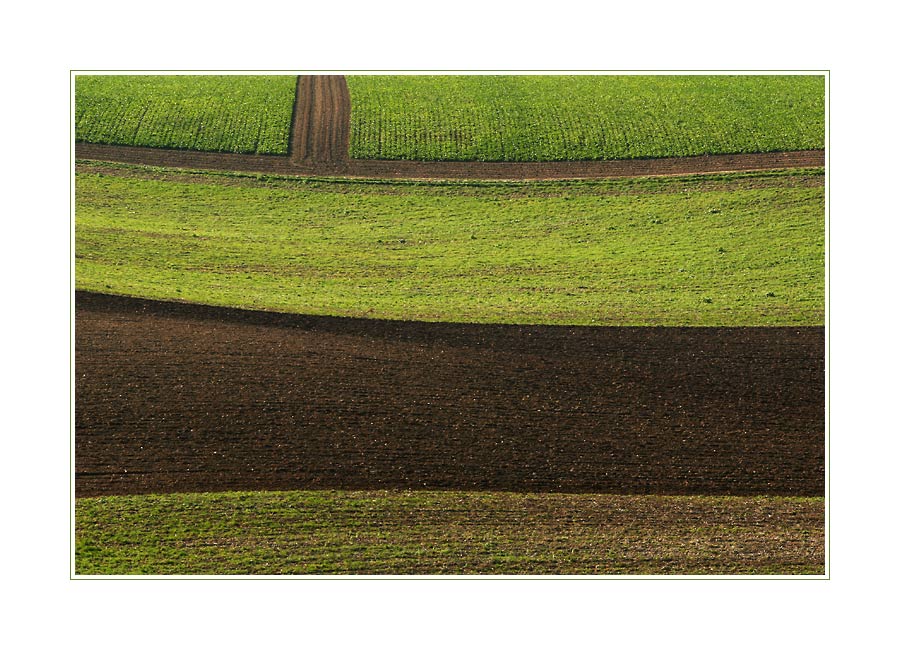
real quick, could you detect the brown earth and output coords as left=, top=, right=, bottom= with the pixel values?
left=75, top=141, right=825, bottom=181
left=340, top=150, right=826, bottom=180
left=75, top=74, right=825, bottom=181
left=75, top=291, right=825, bottom=498
left=290, top=75, right=350, bottom=166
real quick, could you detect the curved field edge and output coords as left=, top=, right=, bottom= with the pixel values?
left=75, top=164, right=825, bottom=327
left=347, top=75, right=825, bottom=162
left=74, top=75, right=297, bottom=155
left=75, top=490, right=825, bottom=575
left=74, top=146, right=825, bottom=181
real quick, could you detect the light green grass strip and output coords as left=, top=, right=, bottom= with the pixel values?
left=75, top=490, right=825, bottom=575
left=347, top=75, right=825, bottom=161
left=75, top=166, right=824, bottom=326
left=75, top=75, right=297, bottom=154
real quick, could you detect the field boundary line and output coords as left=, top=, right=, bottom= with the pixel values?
left=74, top=143, right=825, bottom=180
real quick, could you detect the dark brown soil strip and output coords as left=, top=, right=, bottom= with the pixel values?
left=339, top=150, right=825, bottom=180
left=75, top=141, right=824, bottom=181
left=75, top=291, right=824, bottom=498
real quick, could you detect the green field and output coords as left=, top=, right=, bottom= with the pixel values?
left=74, top=75, right=297, bottom=154
left=75, top=491, right=825, bottom=575
left=74, top=75, right=825, bottom=162
left=347, top=75, right=825, bottom=161
left=75, top=162, right=825, bottom=327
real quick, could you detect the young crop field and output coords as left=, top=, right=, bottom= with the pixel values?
left=74, top=162, right=825, bottom=327
left=75, top=491, right=825, bottom=575
left=73, top=75, right=825, bottom=165
left=346, top=75, right=825, bottom=162
left=74, top=75, right=297, bottom=154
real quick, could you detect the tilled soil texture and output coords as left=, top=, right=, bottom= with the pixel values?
left=75, top=292, right=824, bottom=498
left=290, top=75, right=350, bottom=166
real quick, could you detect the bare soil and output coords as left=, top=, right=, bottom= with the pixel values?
left=75, top=291, right=824, bottom=498
left=75, top=141, right=825, bottom=181
left=290, top=75, right=350, bottom=165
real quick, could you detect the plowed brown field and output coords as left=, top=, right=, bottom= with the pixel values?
left=75, top=292, right=825, bottom=498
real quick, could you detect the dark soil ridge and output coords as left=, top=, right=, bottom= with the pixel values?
left=75, top=75, right=825, bottom=181
left=75, top=291, right=825, bottom=498
left=75, top=142, right=825, bottom=181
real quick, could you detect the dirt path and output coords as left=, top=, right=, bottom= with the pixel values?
left=75, top=74, right=825, bottom=180
left=75, top=141, right=825, bottom=181
left=290, top=75, right=350, bottom=166
left=340, top=150, right=825, bottom=180
left=75, top=292, right=825, bottom=498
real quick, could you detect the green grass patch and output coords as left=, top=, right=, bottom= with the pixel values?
left=75, top=75, right=297, bottom=154
left=75, top=164, right=824, bottom=326
left=75, top=490, right=825, bottom=575
left=347, top=75, right=825, bottom=161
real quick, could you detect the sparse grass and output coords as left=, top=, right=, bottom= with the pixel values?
left=347, top=75, right=825, bottom=161
left=75, top=490, right=825, bottom=575
left=74, top=163, right=825, bottom=326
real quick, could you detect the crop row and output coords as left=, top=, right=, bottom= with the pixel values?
left=346, top=75, right=826, bottom=162
left=75, top=75, right=297, bottom=154
left=75, top=490, right=824, bottom=575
